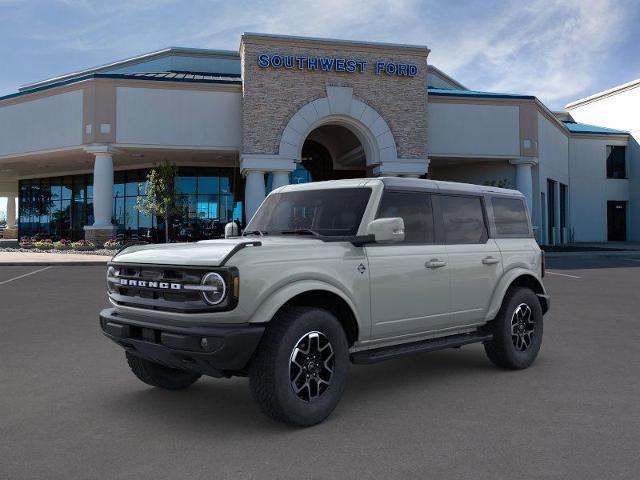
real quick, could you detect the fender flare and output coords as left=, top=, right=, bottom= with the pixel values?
left=485, top=268, right=547, bottom=322
left=247, top=279, right=364, bottom=333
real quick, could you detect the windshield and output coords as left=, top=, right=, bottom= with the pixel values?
left=245, top=187, right=372, bottom=237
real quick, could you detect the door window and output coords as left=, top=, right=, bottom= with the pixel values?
left=376, top=191, right=434, bottom=244
left=440, top=195, right=487, bottom=244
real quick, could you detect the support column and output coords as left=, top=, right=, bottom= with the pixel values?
left=271, top=171, right=290, bottom=191
left=2, top=195, right=18, bottom=240
left=6, top=195, right=16, bottom=228
left=241, top=154, right=295, bottom=222
left=84, top=145, right=117, bottom=244
left=510, top=158, right=537, bottom=216
left=244, top=170, right=266, bottom=222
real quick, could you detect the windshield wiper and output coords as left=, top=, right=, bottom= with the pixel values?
left=279, top=229, right=321, bottom=237
left=243, top=230, right=267, bottom=237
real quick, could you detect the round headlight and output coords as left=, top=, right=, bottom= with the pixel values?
left=106, top=266, right=118, bottom=294
left=201, top=272, right=226, bottom=305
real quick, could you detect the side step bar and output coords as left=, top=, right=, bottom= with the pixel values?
left=350, top=332, right=493, bottom=365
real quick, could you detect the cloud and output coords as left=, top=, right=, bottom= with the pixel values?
left=1, top=0, right=637, bottom=109
left=426, top=0, right=630, bottom=108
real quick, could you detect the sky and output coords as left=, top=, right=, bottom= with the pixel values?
left=1, top=0, right=640, bottom=216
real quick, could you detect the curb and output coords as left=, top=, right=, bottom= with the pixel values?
left=544, top=250, right=640, bottom=257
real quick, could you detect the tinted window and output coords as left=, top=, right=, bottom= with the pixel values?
left=492, top=197, right=530, bottom=236
left=606, top=145, right=626, bottom=179
left=247, top=188, right=371, bottom=237
left=376, top=191, right=434, bottom=243
left=440, top=195, right=487, bottom=244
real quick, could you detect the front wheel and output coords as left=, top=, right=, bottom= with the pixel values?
left=249, top=306, right=349, bottom=427
left=483, top=287, right=544, bottom=370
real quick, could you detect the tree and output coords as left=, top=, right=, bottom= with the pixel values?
left=136, top=161, right=182, bottom=243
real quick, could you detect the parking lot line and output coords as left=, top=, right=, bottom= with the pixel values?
left=546, top=270, right=581, bottom=279
left=0, top=266, right=52, bottom=286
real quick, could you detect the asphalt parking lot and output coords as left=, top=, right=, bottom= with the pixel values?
left=1, top=256, right=640, bottom=479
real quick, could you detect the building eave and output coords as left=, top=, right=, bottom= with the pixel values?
left=565, top=78, right=640, bottom=109
left=19, top=47, right=241, bottom=93
left=241, top=32, right=430, bottom=56
left=427, top=65, right=467, bottom=90
left=1, top=73, right=242, bottom=105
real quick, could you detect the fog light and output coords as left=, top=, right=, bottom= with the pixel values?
left=201, top=338, right=208, bottom=349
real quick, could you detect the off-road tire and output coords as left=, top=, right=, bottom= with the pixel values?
left=483, top=287, right=543, bottom=370
left=126, top=352, right=201, bottom=390
left=249, top=306, right=349, bottom=427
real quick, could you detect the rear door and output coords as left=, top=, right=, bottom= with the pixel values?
left=437, top=194, right=502, bottom=326
left=366, top=190, right=452, bottom=339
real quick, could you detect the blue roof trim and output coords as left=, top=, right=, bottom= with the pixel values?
left=0, top=72, right=242, bottom=102
left=428, top=87, right=535, bottom=100
left=562, top=121, right=628, bottom=135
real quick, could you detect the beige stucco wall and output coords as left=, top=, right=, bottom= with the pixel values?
left=427, top=101, right=520, bottom=157
left=240, top=35, right=429, bottom=160
left=0, top=90, right=83, bottom=157
left=116, top=86, right=242, bottom=148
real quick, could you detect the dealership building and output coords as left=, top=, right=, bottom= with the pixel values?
left=0, top=33, right=637, bottom=244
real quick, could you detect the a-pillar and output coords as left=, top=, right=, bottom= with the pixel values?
left=510, top=157, right=538, bottom=217
left=83, top=145, right=117, bottom=245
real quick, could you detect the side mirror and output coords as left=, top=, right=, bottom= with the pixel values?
left=367, top=217, right=405, bottom=243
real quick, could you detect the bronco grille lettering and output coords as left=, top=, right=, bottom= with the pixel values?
left=119, top=278, right=182, bottom=290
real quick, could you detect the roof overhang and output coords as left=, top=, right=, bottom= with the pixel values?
left=19, top=47, right=240, bottom=93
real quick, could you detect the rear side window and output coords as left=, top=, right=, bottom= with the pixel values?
left=440, top=195, right=488, bottom=244
left=376, top=191, right=434, bottom=243
left=492, top=197, right=530, bottom=236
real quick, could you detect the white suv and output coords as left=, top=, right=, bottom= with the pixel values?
left=100, top=178, right=549, bottom=426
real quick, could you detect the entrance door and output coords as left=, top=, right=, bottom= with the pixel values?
left=367, top=191, right=452, bottom=339
left=607, top=201, right=627, bottom=241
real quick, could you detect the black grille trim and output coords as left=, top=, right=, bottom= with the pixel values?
left=108, top=262, right=238, bottom=313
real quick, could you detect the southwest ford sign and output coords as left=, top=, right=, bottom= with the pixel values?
left=257, top=54, right=418, bottom=77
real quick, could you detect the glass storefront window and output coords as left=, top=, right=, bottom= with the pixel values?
left=18, top=166, right=243, bottom=242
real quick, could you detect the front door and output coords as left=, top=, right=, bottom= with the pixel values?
left=367, top=191, right=452, bottom=339
left=608, top=201, right=627, bottom=241
left=438, top=194, right=503, bottom=326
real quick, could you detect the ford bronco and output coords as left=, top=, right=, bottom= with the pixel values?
left=100, top=177, right=549, bottom=426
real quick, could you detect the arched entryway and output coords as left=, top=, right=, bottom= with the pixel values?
left=298, top=124, right=367, bottom=182
left=243, top=86, right=427, bottom=220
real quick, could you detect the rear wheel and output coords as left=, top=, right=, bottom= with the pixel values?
left=483, top=287, right=543, bottom=369
left=249, top=306, right=349, bottom=427
left=126, top=352, right=201, bottom=390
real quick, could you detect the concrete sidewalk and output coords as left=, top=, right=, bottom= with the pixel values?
left=0, top=251, right=112, bottom=266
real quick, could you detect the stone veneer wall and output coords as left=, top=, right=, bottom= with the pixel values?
left=240, top=36, right=429, bottom=160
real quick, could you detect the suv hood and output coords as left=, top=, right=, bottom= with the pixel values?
left=111, top=236, right=324, bottom=267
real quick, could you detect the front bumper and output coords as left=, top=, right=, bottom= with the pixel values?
left=99, top=308, right=265, bottom=377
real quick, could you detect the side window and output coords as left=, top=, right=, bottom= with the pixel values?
left=376, top=191, right=434, bottom=244
left=440, top=195, right=488, bottom=244
left=492, top=197, right=530, bottom=236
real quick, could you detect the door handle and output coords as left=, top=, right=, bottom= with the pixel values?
left=425, top=258, right=447, bottom=269
left=482, top=256, right=500, bottom=265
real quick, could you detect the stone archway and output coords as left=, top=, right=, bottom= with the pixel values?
left=278, top=86, right=398, bottom=168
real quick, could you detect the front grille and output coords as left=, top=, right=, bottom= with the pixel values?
left=108, top=263, right=236, bottom=313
